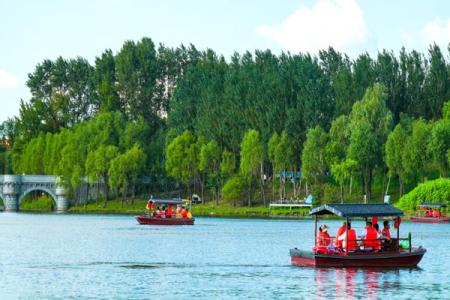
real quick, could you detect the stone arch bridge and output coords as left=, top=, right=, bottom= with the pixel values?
left=0, top=175, right=68, bottom=212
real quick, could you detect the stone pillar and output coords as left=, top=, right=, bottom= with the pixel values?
left=55, top=185, right=68, bottom=212
left=2, top=175, right=20, bottom=212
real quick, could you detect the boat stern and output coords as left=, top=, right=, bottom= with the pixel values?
left=290, top=248, right=316, bottom=267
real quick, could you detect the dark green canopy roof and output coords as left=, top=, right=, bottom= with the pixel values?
left=309, top=204, right=404, bottom=217
left=418, top=202, right=447, bottom=208
left=149, top=198, right=184, bottom=205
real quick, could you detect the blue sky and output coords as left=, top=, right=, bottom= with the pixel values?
left=1, top=0, right=450, bottom=122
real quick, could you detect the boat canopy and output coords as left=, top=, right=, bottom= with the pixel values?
left=149, top=197, right=184, bottom=205
left=309, top=204, right=404, bottom=217
left=418, top=202, right=447, bottom=208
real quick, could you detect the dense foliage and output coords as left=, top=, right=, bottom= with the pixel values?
left=397, top=178, right=450, bottom=212
left=1, top=37, right=450, bottom=207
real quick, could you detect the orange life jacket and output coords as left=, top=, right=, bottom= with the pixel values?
left=365, top=226, right=380, bottom=250
left=381, top=227, right=391, bottom=239
left=344, top=229, right=357, bottom=251
left=317, top=231, right=331, bottom=247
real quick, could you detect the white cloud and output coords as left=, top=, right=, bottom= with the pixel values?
left=420, top=18, right=450, bottom=49
left=256, top=0, right=368, bottom=54
left=0, top=70, right=18, bottom=88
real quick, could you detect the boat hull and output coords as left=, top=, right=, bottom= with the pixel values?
left=135, top=215, right=195, bottom=225
left=290, top=248, right=426, bottom=268
left=409, top=216, right=450, bottom=223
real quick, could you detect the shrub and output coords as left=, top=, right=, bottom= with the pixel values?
left=397, top=178, right=450, bottom=212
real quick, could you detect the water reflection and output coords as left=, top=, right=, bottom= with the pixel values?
left=315, top=268, right=403, bottom=299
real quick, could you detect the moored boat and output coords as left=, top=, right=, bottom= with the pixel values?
left=290, top=204, right=426, bottom=268
left=409, top=203, right=449, bottom=223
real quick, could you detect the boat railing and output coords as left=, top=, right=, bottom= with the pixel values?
left=326, top=234, right=413, bottom=253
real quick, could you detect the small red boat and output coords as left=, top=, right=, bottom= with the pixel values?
left=290, top=204, right=426, bottom=268
left=135, top=215, right=194, bottom=225
left=135, top=197, right=195, bottom=225
left=409, top=203, right=449, bottom=223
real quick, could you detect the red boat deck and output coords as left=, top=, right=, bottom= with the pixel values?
left=135, top=215, right=195, bottom=225
left=409, top=216, right=450, bottom=223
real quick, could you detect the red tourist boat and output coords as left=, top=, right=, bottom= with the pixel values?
left=290, top=204, right=426, bottom=268
left=135, top=198, right=195, bottom=225
left=409, top=203, right=449, bottom=223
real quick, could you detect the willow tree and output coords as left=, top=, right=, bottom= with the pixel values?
left=301, top=126, right=328, bottom=198
left=240, top=129, right=263, bottom=207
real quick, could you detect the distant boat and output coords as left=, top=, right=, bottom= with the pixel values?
left=135, top=215, right=195, bottom=225
left=409, top=202, right=449, bottom=223
left=135, top=197, right=195, bottom=225
left=290, top=204, right=426, bottom=268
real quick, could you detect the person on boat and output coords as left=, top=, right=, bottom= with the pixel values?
left=181, top=207, right=188, bottom=218
left=372, top=223, right=382, bottom=251
left=337, top=222, right=357, bottom=251
left=426, top=208, right=432, bottom=217
left=154, top=206, right=161, bottom=217
left=186, top=208, right=192, bottom=219
left=381, top=220, right=391, bottom=239
left=157, top=206, right=166, bottom=218
left=334, top=222, right=347, bottom=248
left=317, top=225, right=331, bottom=247
left=361, top=221, right=379, bottom=251
left=432, top=209, right=440, bottom=218
left=166, top=205, right=173, bottom=218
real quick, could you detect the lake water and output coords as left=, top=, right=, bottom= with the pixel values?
left=0, top=213, right=448, bottom=299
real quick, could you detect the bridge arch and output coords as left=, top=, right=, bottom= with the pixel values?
left=18, top=187, right=58, bottom=206
left=0, top=175, right=68, bottom=212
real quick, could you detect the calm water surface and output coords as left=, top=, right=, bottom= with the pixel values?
left=0, top=213, right=448, bottom=299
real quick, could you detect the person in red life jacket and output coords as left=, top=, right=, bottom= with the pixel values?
left=361, top=221, right=378, bottom=250
left=432, top=209, right=439, bottom=217
left=317, top=225, right=331, bottom=247
left=337, top=222, right=357, bottom=251
left=372, top=223, right=382, bottom=251
left=334, top=222, right=347, bottom=248
left=166, top=204, right=173, bottom=218
left=426, top=209, right=432, bottom=217
left=381, top=220, right=391, bottom=239
left=180, top=207, right=188, bottom=218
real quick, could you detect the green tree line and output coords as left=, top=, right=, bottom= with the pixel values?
left=1, top=37, right=450, bottom=206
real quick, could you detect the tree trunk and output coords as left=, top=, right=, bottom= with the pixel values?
left=361, top=173, right=365, bottom=196
left=85, top=182, right=89, bottom=209
left=248, top=178, right=252, bottom=207
left=103, top=174, right=109, bottom=208
left=399, top=176, right=404, bottom=198
left=131, top=181, right=136, bottom=205
left=366, top=168, right=372, bottom=203
left=340, top=181, right=344, bottom=204
left=96, top=181, right=100, bottom=204
left=260, top=162, right=266, bottom=207
left=385, top=175, right=391, bottom=196
left=380, top=166, right=386, bottom=202
left=349, top=175, right=353, bottom=195
left=272, top=166, right=275, bottom=202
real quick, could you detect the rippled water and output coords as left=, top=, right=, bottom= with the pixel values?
left=0, top=213, right=448, bottom=299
